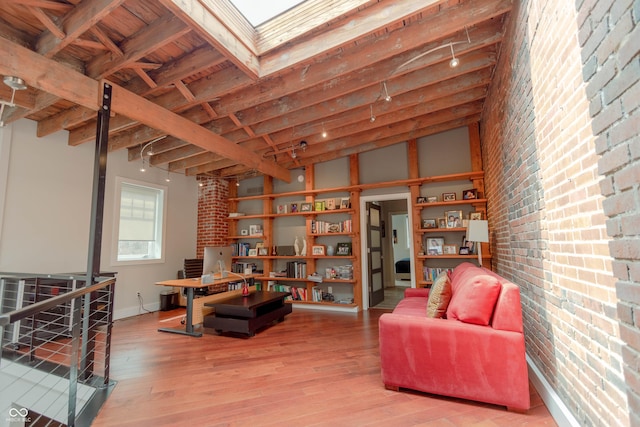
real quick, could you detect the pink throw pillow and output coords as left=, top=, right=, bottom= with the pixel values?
left=446, top=274, right=501, bottom=325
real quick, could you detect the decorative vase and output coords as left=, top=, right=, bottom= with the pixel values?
left=327, top=245, right=335, bottom=256
left=301, top=237, right=307, bottom=256
left=294, top=236, right=301, bottom=256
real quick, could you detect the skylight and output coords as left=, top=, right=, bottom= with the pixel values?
left=230, top=0, right=306, bottom=26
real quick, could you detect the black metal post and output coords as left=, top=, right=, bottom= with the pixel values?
left=80, top=82, right=112, bottom=381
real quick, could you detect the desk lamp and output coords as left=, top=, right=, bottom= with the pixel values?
left=467, top=220, right=489, bottom=266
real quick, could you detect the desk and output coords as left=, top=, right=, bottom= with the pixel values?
left=155, top=274, right=256, bottom=337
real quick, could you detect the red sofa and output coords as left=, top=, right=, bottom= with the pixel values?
left=378, top=262, right=530, bottom=410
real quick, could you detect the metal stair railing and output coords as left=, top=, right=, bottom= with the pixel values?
left=0, top=274, right=116, bottom=427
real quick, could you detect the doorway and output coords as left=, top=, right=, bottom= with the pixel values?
left=360, top=192, right=415, bottom=310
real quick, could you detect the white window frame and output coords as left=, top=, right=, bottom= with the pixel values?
left=111, top=176, right=167, bottom=266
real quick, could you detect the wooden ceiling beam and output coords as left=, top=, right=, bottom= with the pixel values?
left=86, top=12, right=190, bottom=79
left=208, top=1, right=509, bottom=118
left=0, top=38, right=289, bottom=181
left=5, top=0, right=73, bottom=12
left=36, top=0, right=125, bottom=58
left=37, top=45, right=225, bottom=137
left=159, top=0, right=259, bottom=79
left=257, top=0, right=446, bottom=76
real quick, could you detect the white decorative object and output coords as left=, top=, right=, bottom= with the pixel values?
left=301, top=237, right=307, bottom=256
left=327, top=245, right=335, bottom=256
left=294, top=236, right=301, bottom=256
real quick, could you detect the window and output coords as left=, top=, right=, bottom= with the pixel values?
left=113, top=177, right=167, bottom=264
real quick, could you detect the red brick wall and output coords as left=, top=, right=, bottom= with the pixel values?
left=577, top=0, right=640, bottom=424
left=480, top=0, right=634, bottom=425
left=196, top=177, right=229, bottom=257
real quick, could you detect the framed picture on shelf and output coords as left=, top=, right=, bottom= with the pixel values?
left=290, top=203, right=298, bottom=213
left=240, top=229, right=249, bottom=236
left=425, top=237, right=444, bottom=255
left=340, top=197, right=351, bottom=209
left=463, top=189, right=478, bottom=200
left=336, top=242, right=352, bottom=256
left=443, top=192, right=456, bottom=202
left=326, top=198, right=336, bottom=210
left=422, top=219, right=437, bottom=229
left=248, top=248, right=258, bottom=256
left=276, top=204, right=288, bottom=214
left=258, top=247, right=269, bottom=256
left=314, top=201, right=325, bottom=211
left=249, top=224, right=262, bottom=235
left=416, top=196, right=427, bottom=204
left=312, top=245, right=325, bottom=256
left=427, top=196, right=438, bottom=203
left=459, top=246, right=470, bottom=255
left=300, top=202, right=313, bottom=212
left=469, top=212, right=483, bottom=220
left=437, top=217, right=447, bottom=228
left=462, top=236, right=475, bottom=253
left=443, top=244, right=458, bottom=255
left=445, top=210, right=463, bottom=228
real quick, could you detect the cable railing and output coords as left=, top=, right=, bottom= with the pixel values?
left=0, top=273, right=116, bottom=427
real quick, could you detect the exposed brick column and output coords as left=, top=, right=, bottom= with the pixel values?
left=196, top=177, right=229, bottom=257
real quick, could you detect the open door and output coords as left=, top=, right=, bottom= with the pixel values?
left=367, top=202, right=384, bottom=307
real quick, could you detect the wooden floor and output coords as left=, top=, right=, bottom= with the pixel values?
left=92, top=307, right=557, bottom=427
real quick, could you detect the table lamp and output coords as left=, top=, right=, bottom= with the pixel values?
left=467, top=220, right=489, bottom=266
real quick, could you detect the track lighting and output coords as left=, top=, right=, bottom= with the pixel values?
left=369, top=105, right=376, bottom=123
left=321, top=123, right=327, bottom=138
left=0, top=75, right=28, bottom=127
left=383, top=81, right=392, bottom=102
left=300, top=140, right=308, bottom=151
left=291, top=147, right=297, bottom=159
left=449, top=43, right=459, bottom=68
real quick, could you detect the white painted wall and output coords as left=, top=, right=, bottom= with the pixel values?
left=0, top=120, right=198, bottom=320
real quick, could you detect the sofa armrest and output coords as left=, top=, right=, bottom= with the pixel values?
left=404, top=288, right=430, bottom=298
left=378, top=313, right=530, bottom=410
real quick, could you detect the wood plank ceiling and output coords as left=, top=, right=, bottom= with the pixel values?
left=0, top=0, right=512, bottom=183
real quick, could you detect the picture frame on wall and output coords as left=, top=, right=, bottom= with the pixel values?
left=326, top=198, right=336, bottom=210
left=416, top=196, right=427, bottom=204
left=437, top=217, right=447, bottom=228
left=469, top=212, right=483, bottom=220
left=300, top=202, right=313, bottom=212
left=427, top=196, right=438, bottom=203
left=249, top=224, right=262, bottom=236
left=248, top=248, right=258, bottom=256
left=258, top=247, right=269, bottom=256
left=340, top=197, right=351, bottom=209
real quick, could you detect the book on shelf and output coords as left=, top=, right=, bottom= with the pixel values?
left=312, top=286, right=323, bottom=302
left=286, top=261, right=307, bottom=278
left=310, top=219, right=352, bottom=234
left=423, top=267, right=454, bottom=282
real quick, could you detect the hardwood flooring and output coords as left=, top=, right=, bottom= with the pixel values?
left=92, top=307, right=557, bottom=427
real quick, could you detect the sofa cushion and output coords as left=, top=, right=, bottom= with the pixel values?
left=446, top=274, right=501, bottom=325
left=426, top=271, right=452, bottom=318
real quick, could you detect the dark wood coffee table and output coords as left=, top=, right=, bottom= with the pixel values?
left=203, top=291, right=292, bottom=336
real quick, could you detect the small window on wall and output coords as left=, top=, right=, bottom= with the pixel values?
left=113, top=177, right=167, bottom=264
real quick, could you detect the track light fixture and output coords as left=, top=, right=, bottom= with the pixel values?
left=0, top=75, right=28, bottom=127
left=449, top=43, right=459, bottom=68
left=370, top=104, right=376, bottom=123
left=321, top=123, right=327, bottom=138
left=300, top=140, right=308, bottom=151
left=382, top=81, right=392, bottom=102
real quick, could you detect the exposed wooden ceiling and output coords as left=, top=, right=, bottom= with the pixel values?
left=0, top=0, right=511, bottom=183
